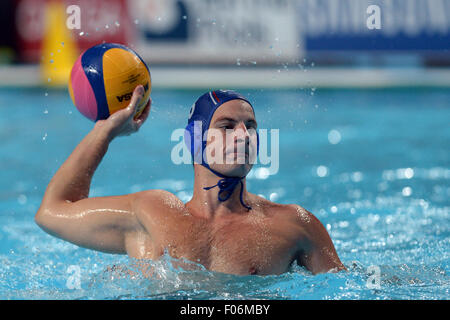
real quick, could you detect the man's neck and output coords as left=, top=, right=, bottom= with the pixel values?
left=187, top=165, right=251, bottom=219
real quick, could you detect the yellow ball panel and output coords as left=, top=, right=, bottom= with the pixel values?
left=102, top=48, right=151, bottom=118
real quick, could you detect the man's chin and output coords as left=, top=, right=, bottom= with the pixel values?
left=212, top=163, right=252, bottom=177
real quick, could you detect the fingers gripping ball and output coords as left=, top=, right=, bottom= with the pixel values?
left=68, top=43, right=151, bottom=122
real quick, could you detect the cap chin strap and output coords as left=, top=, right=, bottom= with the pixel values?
left=201, top=163, right=252, bottom=211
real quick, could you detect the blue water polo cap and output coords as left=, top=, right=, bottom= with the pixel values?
left=184, top=89, right=259, bottom=210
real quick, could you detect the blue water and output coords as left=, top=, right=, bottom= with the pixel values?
left=0, top=87, right=448, bottom=299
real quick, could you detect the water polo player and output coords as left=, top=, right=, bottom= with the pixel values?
left=35, top=86, right=346, bottom=275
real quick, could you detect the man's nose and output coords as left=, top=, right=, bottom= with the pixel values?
left=234, top=122, right=250, bottom=142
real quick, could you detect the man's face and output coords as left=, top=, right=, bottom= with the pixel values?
left=204, top=99, right=258, bottom=177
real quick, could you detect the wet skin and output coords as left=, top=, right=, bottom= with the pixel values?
left=35, top=86, right=346, bottom=276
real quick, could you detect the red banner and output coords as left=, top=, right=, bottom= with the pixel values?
left=15, top=0, right=135, bottom=62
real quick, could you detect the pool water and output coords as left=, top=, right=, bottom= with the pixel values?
left=0, top=87, right=448, bottom=299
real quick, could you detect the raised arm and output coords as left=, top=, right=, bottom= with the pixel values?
left=35, top=85, right=152, bottom=254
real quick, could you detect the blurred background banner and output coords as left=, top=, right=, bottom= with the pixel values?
left=130, top=0, right=301, bottom=64
left=3, top=0, right=450, bottom=65
left=13, top=0, right=133, bottom=63
left=0, top=0, right=449, bottom=87
left=297, top=0, right=450, bottom=65
left=8, top=0, right=300, bottom=65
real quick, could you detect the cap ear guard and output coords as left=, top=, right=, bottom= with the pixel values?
left=184, top=122, right=195, bottom=156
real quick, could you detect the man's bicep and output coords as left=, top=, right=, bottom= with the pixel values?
left=36, top=193, right=142, bottom=254
left=293, top=206, right=346, bottom=274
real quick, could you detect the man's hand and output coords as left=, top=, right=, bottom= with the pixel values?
left=95, top=85, right=152, bottom=141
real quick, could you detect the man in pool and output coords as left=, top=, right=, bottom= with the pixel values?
left=35, top=85, right=346, bottom=276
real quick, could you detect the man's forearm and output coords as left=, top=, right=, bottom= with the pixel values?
left=41, top=123, right=113, bottom=206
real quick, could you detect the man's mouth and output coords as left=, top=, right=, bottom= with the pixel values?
left=227, top=151, right=248, bottom=156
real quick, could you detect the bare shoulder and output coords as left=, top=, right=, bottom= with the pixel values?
left=133, top=189, right=186, bottom=217
left=252, top=197, right=315, bottom=226
left=256, top=200, right=324, bottom=239
left=284, top=204, right=318, bottom=226
left=248, top=194, right=293, bottom=217
left=283, top=204, right=329, bottom=237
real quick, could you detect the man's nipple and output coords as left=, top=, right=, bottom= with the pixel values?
left=249, top=266, right=258, bottom=275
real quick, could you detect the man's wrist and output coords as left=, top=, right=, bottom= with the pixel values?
left=93, top=121, right=116, bottom=144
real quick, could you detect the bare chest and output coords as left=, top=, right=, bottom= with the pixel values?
left=145, top=214, right=299, bottom=275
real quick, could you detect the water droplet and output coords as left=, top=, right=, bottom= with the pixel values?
left=18, top=194, right=27, bottom=205
left=182, top=15, right=187, bottom=20
left=402, top=186, right=412, bottom=197
left=61, top=42, right=64, bottom=46
left=269, top=192, right=279, bottom=201
left=105, top=24, right=109, bottom=29
left=79, top=31, right=84, bottom=36
left=47, top=78, right=51, bottom=82
left=134, top=19, right=139, bottom=24
left=42, top=133, right=48, bottom=141
left=115, top=21, right=120, bottom=27
left=43, top=109, right=48, bottom=114
left=404, top=168, right=414, bottom=179
left=44, top=92, right=48, bottom=97
left=316, top=165, right=328, bottom=177
left=49, top=59, right=54, bottom=64
left=328, top=129, right=341, bottom=144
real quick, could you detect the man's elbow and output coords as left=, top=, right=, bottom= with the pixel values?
left=35, top=208, right=49, bottom=230
left=34, top=206, right=59, bottom=235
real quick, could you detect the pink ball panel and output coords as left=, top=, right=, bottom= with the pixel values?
left=70, top=55, right=98, bottom=121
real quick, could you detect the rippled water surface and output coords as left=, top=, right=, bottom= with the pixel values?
left=0, top=87, right=448, bottom=299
